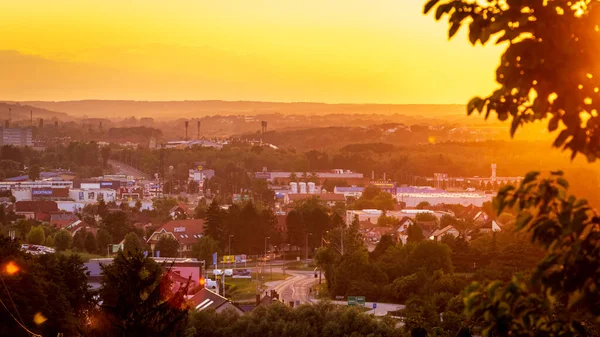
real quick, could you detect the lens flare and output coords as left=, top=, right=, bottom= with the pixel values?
left=33, top=312, right=47, bottom=325
left=5, top=261, right=19, bottom=275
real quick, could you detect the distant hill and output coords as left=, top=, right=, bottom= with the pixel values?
left=0, top=102, right=73, bottom=122
left=20, top=100, right=467, bottom=120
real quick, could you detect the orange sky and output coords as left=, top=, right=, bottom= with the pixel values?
left=0, top=0, right=503, bottom=103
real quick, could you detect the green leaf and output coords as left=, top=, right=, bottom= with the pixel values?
left=553, top=129, right=569, bottom=147
left=480, top=27, right=491, bottom=44
left=514, top=211, right=533, bottom=230
left=548, top=115, right=560, bottom=132
left=522, top=171, right=540, bottom=185
left=449, top=22, right=461, bottom=38
left=424, top=0, right=440, bottom=14
left=510, top=115, right=521, bottom=137
left=435, top=3, right=451, bottom=20
left=556, top=177, right=569, bottom=189
left=469, top=20, right=481, bottom=45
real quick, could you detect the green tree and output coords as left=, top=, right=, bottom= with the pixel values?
left=406, top=241, right=453, bottom=275
left=44, top=234, right=54, bottom=247
left=28, top=164, right=40, bottom=180
left=407, top=223, right=425, bottom=244
left=203, top=199, right=224, bottom=242
left=155, top=235, right=180, bottom=258
left=416, top=201, right=431, bottom=210
left=134, top=199, right=143, bottom=213
left=85, top=231, right=97, bottom=253
left=90, top=251, right=190, bottom=337
left=97, top=198, right=108, bottom=218
left=331, top=249, right=388, bottom=300
left=191, top=236, right=221, bottom=266
left=462, top=172, right=600, bottom=336
left=185, top=302, right=399, bottom=337
left=73, top=229, right=87, bottom=251
left=123, top=232, right=143, bottom=255
left=153, top=197, right=178, bottom=221
left=370, top=234, right=396, bottom=260
left=194, top=198, right=208, bottom=219
left=96, top=228, right=112, bottom=254
left=26, top=225, right=45, bottom=245
left=54, top=229, right=73, bottom=251
left=102, top=211, right=131, bottom=243
left=425, top=0, right=600, bottom=159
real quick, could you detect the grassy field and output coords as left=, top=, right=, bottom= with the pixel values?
left=58, top=250, right=105, bottom=262
left=226, top=272, right=288, bottom=302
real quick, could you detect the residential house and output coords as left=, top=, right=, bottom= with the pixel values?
left=146, top=219, right=205, bottom=257
left=188, top=288, right=244, bottom=314
left=363, top=226, right=393, bottom=243
left=430, top=225, right=460, bottom=241
left=473, top=211, right=489, bottom=224
left=14, top=200, right=58, bottom=221
left=49, top=211, right=79, bottom=229
left=479, top=220, right=502, bottom=233
left=169, top=202, right=193, bottom=219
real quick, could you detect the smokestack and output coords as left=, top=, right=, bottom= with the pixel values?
left=184, top=121, right=189, bottom=140
left=371, top=170, right=374, bottom=180
left=8, top=107, right=11, bottom=121
left=39, top=119, right=43, bottom=129
left=197, top=120, right=201, bottom=140
left=30, top=110, right=33, bottom=126
left=383, top=172, right=386, bottom=181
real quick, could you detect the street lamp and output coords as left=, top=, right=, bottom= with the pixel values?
left=305, top=233, right=313, bottom=264
left=264, top=236, right=270, bottom=263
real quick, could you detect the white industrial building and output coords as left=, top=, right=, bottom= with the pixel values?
left=345, top=209, right=436, bottom=226
left=396, top=192, right=493, bottom=207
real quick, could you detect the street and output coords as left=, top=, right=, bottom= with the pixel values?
left=107, top=159, right=148, bottom=179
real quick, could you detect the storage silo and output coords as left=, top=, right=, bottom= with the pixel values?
left=290, top=182, right=298, bottom=194
left=299, top=182, right=307, bottom=194
left=307, top=182, right=316, bottom=194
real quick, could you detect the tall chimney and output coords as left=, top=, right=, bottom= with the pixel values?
left=383, top=172, right=387, bottom=181
left=197, top=120, right=201, bottom=140
left=371, top=170, right=375, bottom=180
left=39, top=119, right=44, bottom=128
left=30, top=110, right=33, bottom=126
left=184, top=121, right=189, bottom=140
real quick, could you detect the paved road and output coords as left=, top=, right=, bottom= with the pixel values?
left=270, top=270, right=317, bottom=305
left=265, top=269, right=405, bottom=316
left=107, top=159, right=147, bottom=179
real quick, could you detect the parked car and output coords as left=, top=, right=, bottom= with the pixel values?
left=212, top=269, right=223, bottom=276
left=205, top=278, right=217, bottom=289
left=224, top=269, right=233, bottom=276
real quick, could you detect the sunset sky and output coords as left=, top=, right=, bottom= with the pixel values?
left=0, top=0, right=502, bottom=103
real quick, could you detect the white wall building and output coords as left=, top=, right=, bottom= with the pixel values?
left=69, top=188, right=117, bottom=203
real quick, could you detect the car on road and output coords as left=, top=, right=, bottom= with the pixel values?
left=224, top=269, right=233, bottom=276
left=212, top=269, right=223, bottom=276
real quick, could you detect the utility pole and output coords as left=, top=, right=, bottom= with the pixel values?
left=305, top=233, right=312, bottom=264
